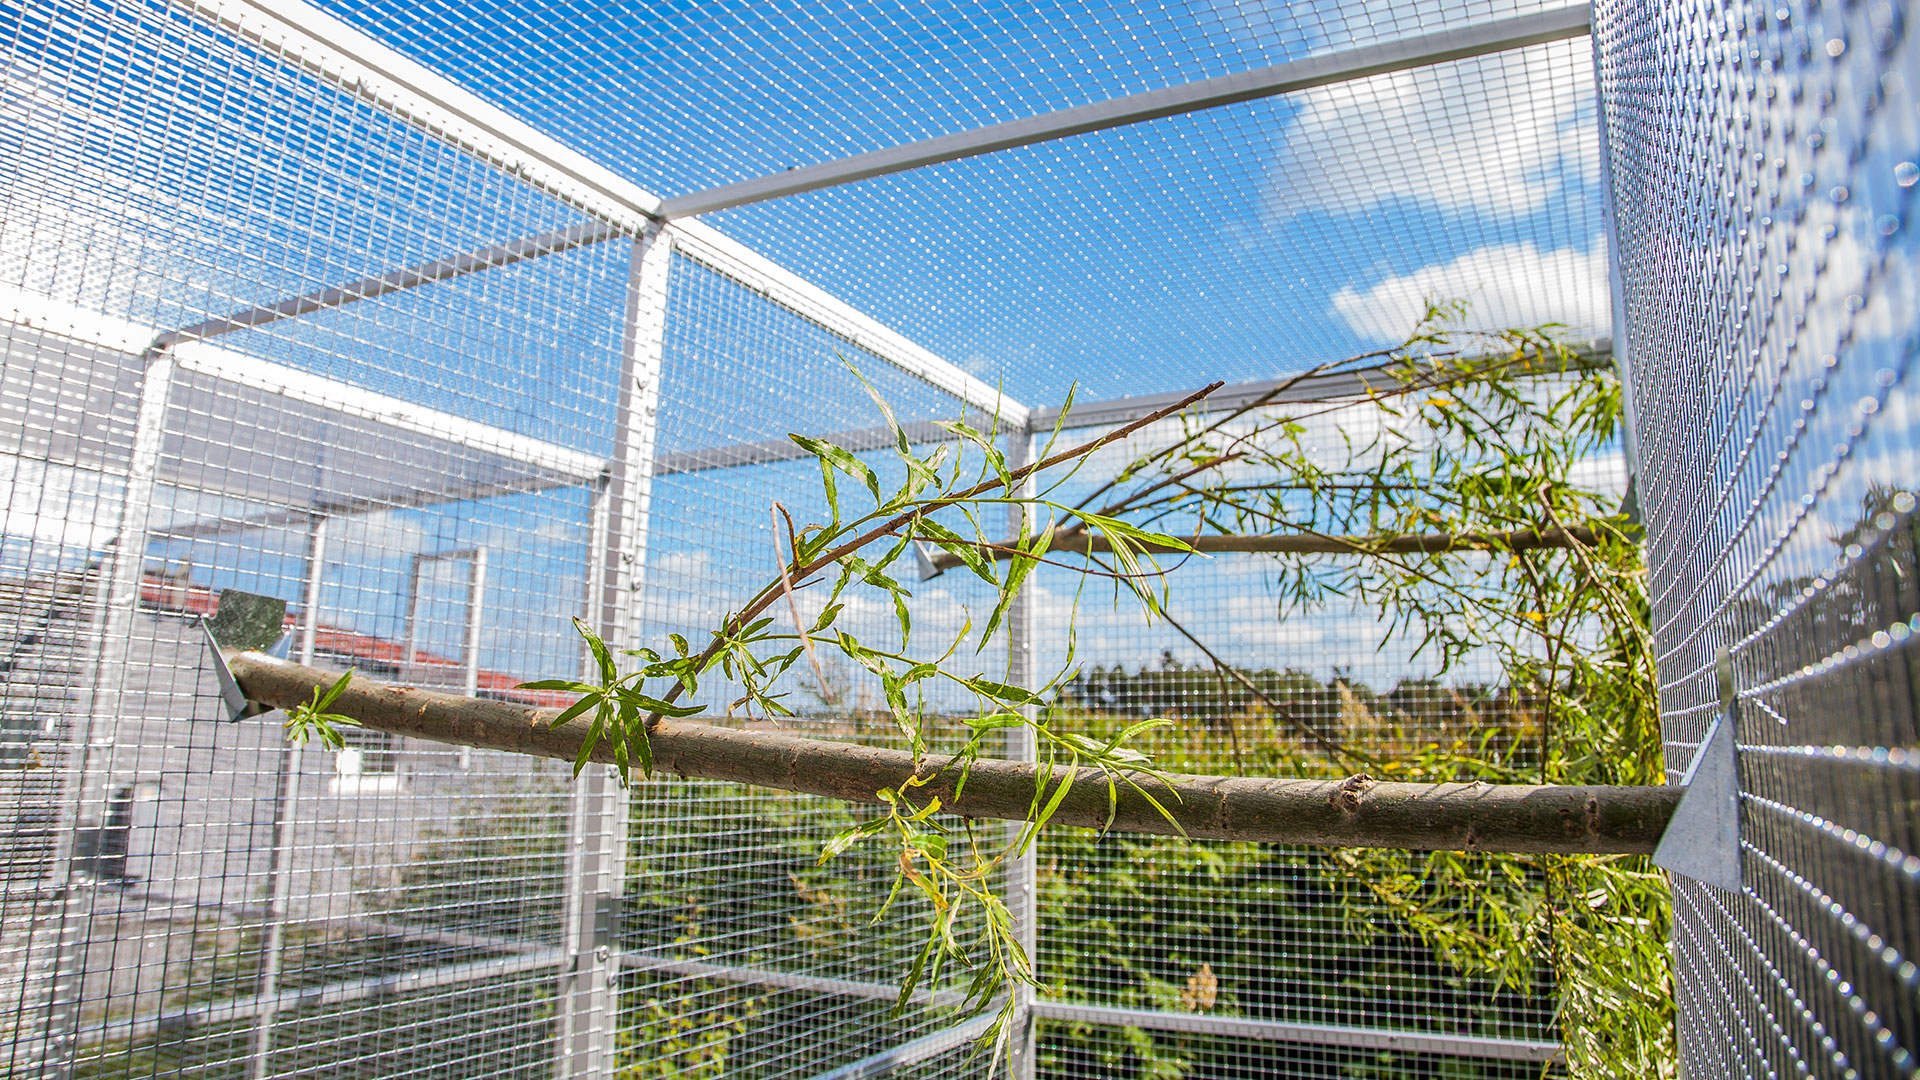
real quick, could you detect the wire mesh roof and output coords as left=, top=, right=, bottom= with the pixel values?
left=0, top=319, right=601, bottom=536
left=23, top=0, right=1919, bottom=1075
left=312, top=0, right=1607, bottom=404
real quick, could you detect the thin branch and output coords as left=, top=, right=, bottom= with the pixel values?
left=927, top=525, right=1598, bottom=573
left=772, top=502, right=833, bottom=704
left=655, top=381, right=1227, bottom=720
left=1150, top=601, right=1359, bottom=764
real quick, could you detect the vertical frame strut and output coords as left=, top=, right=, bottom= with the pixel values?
left=1003, top=428, right=1040, bottom=1079
left=556, top=223, right=674, bottom=1076
left=248, top=513, right=330, bottom=1078
left=31, top=347, right=177, bottom=1080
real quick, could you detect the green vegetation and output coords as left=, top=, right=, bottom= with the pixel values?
left=274, top=305, right=1674, bottom=1076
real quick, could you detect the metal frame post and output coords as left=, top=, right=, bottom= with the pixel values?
left=1589, top=26, right=1640, bottom=479
left=556, top=223, right=674, bottom=1077
left=1003, top=428, right=1039, bottom=1080
left=401, top=546, right=489, bottom=769
left=460, top=548, right=487, bottom=770
left=248, top=513, right=329, bottom=1079
left=27, top=347, right=176, bottom=1080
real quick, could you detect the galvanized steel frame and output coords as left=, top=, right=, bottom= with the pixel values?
left=33, top=0, right=1632, bottom=1073
left=1030, top=1002, right=1565, bottom=1064
left=656, top=5, right=1596, bottom=219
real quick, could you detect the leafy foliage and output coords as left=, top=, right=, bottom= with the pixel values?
left=282, top=668, right=359, bottom=750
left=517, top=307, right=1671, bottom=1074
left=1037, top=303, right=1670, bottom=1075
left=532, top=362, right=1222, bottom=1064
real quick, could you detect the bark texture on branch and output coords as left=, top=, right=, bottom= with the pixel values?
left=929, top=526, right=1599, bottom=573
left=230, top=652, right=1675, bottom=855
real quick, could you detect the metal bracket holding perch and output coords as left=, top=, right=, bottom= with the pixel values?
left=913, top=540, right=944, bottom=581
left=1652, top=648, right=1744, bottom=891
left=202, top=590, right=290, bottom=720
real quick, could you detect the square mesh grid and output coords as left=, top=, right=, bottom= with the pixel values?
left=6, top=0, right=1917, bottom=1076
left=1597, top=0, right=1920, bottom=1075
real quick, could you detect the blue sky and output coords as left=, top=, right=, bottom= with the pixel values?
left=7, top=0, right=1915, bottom=714
left=1, top=0, right=1630, bottom=694
left=312, top=0, right=1612, bottom=405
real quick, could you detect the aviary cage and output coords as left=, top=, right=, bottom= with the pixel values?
left=0, top=0, right=1914, bottom=1077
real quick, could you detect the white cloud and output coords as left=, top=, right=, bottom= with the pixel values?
left=1263, top=37, right=1596, bottom=222
left=1330, top=239, right=1609, bottom=343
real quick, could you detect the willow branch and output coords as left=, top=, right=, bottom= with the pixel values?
left=231, top=653, right=1677, bottom=855
left=657, top=380, right=1226, bottom=717
left=926, top=525, right=1598, bottom=573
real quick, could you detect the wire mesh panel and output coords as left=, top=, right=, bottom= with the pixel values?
left=1596, top=0, right=1920, bottom=1076
left=2, top=3, right=1025, bottom=1078
left=1017, top=387, right=1609, bottom=1077
left=609, top=251, right=1020, bottom=1079
left=0, top=0, right=633, bottom=1076
left=13, top=0, right=1917, bottom=1074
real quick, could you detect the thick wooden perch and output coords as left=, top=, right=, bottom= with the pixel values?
left=926, top=525, right=1599, bottom=574
left=228, top=652, right=1676, bottom=855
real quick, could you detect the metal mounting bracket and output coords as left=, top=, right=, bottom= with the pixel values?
left=201, top=590, right=290, bottom=721
left=1652, top=654, right=1744, bottom=891
left=913, top=540, right=943, bottom=581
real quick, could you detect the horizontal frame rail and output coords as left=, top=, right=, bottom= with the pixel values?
left=654, top=416, right=1013, bottom=476
left=173, top=0, right=1010, bottom=421
left=155, top=222, right=620, bottom=347
left=154, top=473, right=600, bottom=542
left=1030, top=1001, right=1564, bottom=1063
left=658, top=6, right=1594, bottom=219
left=183, top=0, right=665, bottom=228
left=665, top=224, right=1029, bottom=424
left=804, top=1012, right=1002, bottom=1080
left=81, top=931, right=948, bottom=1051
left=619, top=950, right=963, bottom=1008
left=79, top=949, right=566, bottom=1047
left=169, top=343, right=607, bottom=481
left=1026, top=339, right=1613, bottom=432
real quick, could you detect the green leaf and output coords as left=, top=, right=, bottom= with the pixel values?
left=963, top=712, right=1025, bottom=732
left=314, top=669, right=354, bottom=712
left=1074, top=512, right=1191, bottom=552
left=576, top=617, right=618, bottom=686
left=573, top=710, right=605, bottom=777
left=845, top=359, right=911, bottom=456
left=914, top=518, right=997, bottom=585
left=978, top=528, right=1049, bottom=649
left=518, top=678, right=595, bottom=693
left=934, top=419, right=1011, bottom=489
left=811, top=603, right=844, bottom=633
left=617, top=695, right=654, bottom=777
left=791, top=433, right=883, bottom=505
left=965, top=677, right=1039, bottom=706
left=820, top=816, right=889, bottom=862
left=548, top=692, right=602, bottom=729
left=1030, top=763, right=1076, bottom=837
left=613, top=686, right=705, bottom=718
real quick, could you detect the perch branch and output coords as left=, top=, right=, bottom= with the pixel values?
left=924, top=525, right=1597, bottom=574
left=230, top=652, right=1676, bottom=855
